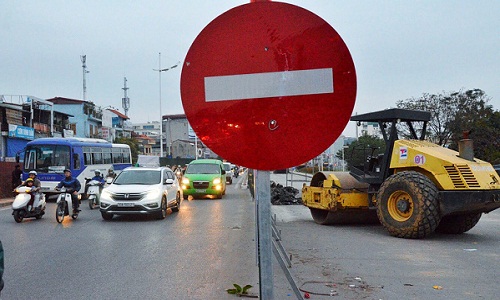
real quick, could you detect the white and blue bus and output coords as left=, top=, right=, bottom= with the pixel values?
left=22, top=137, right=132, bottom=191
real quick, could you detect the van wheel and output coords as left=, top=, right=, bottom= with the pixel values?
left=377, top=171, right=440, bottom=239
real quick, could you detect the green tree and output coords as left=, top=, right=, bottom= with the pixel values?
left=396, top=89, right=500, bottom=163
left=337, top=134, right=386, bottom=169
left=114, top=137, right=140, bottom=164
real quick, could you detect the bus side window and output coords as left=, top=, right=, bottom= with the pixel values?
left=93, top=152, right=103, bottom=164
left=122, top=149, right=131, bottom=164
left=84, top=152, right=92, bottom=165
left=73, top=153, right=81, bottom=170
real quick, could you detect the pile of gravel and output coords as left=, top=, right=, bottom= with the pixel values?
left=270, top=181, right=302, bottom=205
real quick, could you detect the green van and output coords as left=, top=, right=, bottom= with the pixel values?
left=181, top=159, right=226, bottom=199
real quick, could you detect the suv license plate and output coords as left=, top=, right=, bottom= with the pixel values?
left=195, top=189, right=206, bottom=193
left=118, top=202, right=134, bottom=207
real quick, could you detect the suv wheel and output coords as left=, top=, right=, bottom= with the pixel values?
left=171, top=193, right=181, bottom=212
left=157, top=197, right=167, bottom=220
left=101, top=212, right=113, bottom=221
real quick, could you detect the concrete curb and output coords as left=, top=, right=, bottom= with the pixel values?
left=0, top=199, right=14, bottom=208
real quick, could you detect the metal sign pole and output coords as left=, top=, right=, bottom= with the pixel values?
left=255, top=170, right=274, bottom=299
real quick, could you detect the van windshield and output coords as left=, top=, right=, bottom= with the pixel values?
left=186, top=164, right=220, bottom=174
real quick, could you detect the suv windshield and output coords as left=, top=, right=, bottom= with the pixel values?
left=114, top=170, right=161, bottom=185
left=223, top=164, right=231, bottom=171
left=186, top=164, right=220, bottom=174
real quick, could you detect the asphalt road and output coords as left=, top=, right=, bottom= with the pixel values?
left=1, top=171, right=499, bottom=300
left=270, top=173, right=500, bottom=300
left=0, top=176, right=258, bottom=300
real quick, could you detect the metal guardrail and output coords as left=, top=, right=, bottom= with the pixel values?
left=285, top=170, right=313, bottom=188
left=272, top=214, right=303, bottom=300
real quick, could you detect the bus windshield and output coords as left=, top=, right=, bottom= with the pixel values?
left=24, top=145, right=70, bottom=173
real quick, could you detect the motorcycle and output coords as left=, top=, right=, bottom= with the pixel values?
left=55, top=187, right=79, bottom=223
left=12, top=186, right=46, bottom=223
left=85, top=179, right=102, bottom=209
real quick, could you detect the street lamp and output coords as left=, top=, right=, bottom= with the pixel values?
left=153, top=52, right=179, bottom=157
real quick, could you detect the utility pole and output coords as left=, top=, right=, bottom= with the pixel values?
left=81, top=55, right=89, bottom=101
left=122, top=77, right=130, bottom=116
left=153, top=53, right=179, bottom=157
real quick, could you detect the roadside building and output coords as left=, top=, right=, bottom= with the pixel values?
left=0, top=95, right=72, bottom=161
left=48, top=97, right=102, bottom=138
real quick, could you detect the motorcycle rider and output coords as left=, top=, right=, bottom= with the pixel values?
left=91, top=169, right=105, bottom=193
left=56, top=169, right=81, bottom=213
left=28, top=170, right=42, bottom=190
left=24, top=171, right=42, bottom=211
left=22, top=178, right=35, bottom=210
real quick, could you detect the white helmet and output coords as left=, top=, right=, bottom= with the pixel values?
left=94, top=169, right=101, bottom=175
left=29, top=170, right=37, bottom=176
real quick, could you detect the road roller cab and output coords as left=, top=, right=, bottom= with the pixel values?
left=302, top=108, right=500, bottom=238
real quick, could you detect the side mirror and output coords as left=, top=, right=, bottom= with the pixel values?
left=221, top=170, right=226, bottom=175
left=165, top=179, right=174, bottom=185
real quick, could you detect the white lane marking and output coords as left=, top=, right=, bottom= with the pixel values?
left=204, top=68, right=333, bottom=102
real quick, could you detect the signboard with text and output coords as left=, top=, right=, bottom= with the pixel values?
left=8, top=124, right=35, bottom=140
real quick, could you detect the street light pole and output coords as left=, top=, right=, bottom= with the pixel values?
left=153, top=53, right=179, bottom=157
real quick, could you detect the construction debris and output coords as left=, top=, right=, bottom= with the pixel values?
left=270, top=181, right=302, bottom=205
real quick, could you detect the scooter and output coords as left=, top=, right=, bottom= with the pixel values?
left=12, top=186, right=46, bottom=223
left=55, top=187, right=79, bottom=223
left=85, top=179, right=102, bottom=209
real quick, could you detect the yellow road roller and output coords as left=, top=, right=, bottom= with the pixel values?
left=302, top=108, right=500, bottom=238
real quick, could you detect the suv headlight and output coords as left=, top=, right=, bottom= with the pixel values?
left=213, top=177, right=221, bottom=185
left=144, top=189, right=161, bottom=201
left=182, top=177, right=190, bottom=185
left=101, top=190, right=112, bottom=200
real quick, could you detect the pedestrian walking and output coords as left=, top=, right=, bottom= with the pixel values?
left=11, top=164, right=23, bottom=190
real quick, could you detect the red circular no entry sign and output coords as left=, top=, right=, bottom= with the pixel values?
left=181, top=1, right=356, bottom=170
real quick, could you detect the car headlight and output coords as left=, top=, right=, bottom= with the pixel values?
left=144, top=189, right=161, bottom=201
left=213, top=177, right=221, bottom=185
left=101, top=190, right=112, bottom=200
left=182, top=177, right=190, bottom=185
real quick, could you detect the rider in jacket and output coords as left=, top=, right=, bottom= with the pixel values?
left=91, top=169, right=105, bottom=193
left=56, top=169, right=81, bottom=213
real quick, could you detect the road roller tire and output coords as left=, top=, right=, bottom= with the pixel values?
left=435, top=213, right=482, bottom=234
left=377, top=171, right=440, bottom=239
left=309, top=208, right=379, bottom=225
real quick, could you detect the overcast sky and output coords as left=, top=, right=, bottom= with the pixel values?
left=1, top=0, right=498, bottom=137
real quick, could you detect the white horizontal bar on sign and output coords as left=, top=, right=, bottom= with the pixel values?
left=204, top=68, right=333, bottom=102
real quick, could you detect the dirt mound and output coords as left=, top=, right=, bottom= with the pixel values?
left=270, top=181, right=302, bottom=205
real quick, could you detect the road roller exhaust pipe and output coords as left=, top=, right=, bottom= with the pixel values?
left=458, top=130, right=474, bottom=161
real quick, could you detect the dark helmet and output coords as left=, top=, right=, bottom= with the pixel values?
left=63, top=169, right=71, bottom=173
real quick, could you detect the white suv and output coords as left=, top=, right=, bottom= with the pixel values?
left=99, top=167, right=182, bottom=220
